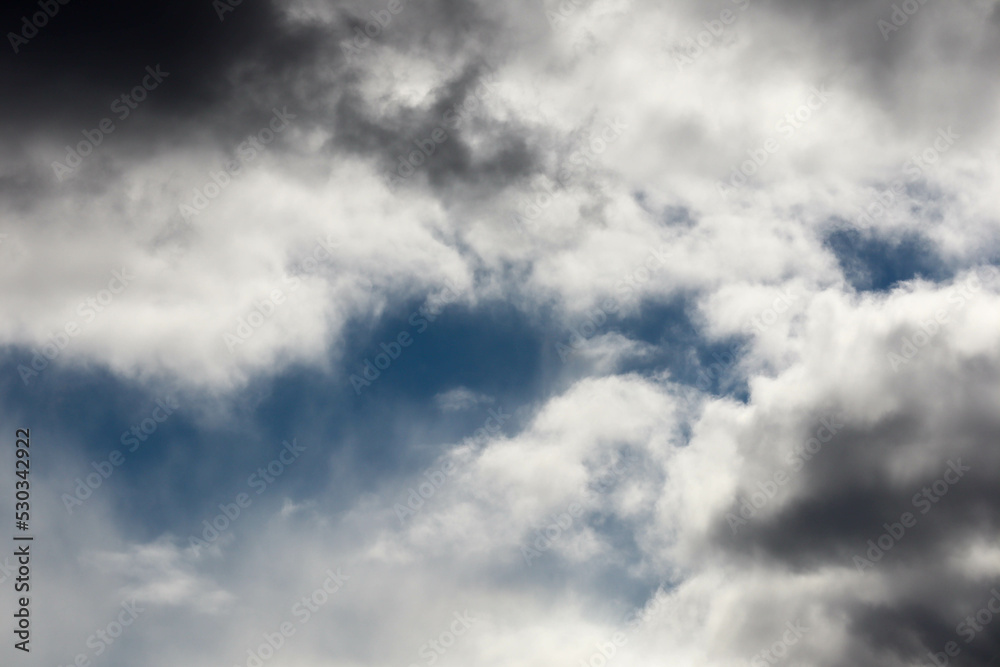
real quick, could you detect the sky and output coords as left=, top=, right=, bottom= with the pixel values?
left=1, top=0, right=1000, bottom=666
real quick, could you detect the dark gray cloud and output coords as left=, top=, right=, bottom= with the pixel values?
left=0, top=0, right=323, bottom=137
left=329, top=59, right=543, bottom=194
left=707, top=348, right=1000, bottom=665
left=1, top=0, right=554, bottom=201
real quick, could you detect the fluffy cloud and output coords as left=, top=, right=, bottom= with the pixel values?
left=2, top=0, right=1000, bottom=665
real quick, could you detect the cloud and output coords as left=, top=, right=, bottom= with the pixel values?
left=434, top=386, right=494, bottom=411
left=3, top=0, right=1000, bottom=665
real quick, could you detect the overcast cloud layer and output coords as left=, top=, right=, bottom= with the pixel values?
left=2, top=0, right=1000, bottom=666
